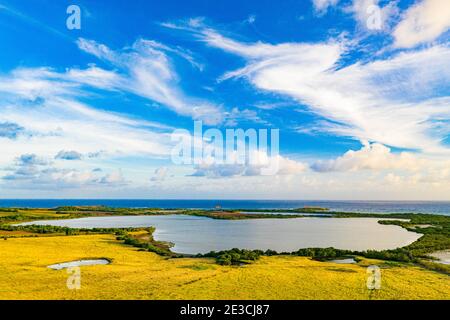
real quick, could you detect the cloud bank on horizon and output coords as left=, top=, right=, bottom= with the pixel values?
left=0, top=0, right=449, bottom=200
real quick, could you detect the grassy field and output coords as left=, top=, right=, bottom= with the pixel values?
left=0, top=234, right=448, bottom=300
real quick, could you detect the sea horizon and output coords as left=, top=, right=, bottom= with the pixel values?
left=1, top=199, right=449, bottom=215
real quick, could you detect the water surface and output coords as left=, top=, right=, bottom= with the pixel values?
left=329, top=258, right=357, bottom=264
left=47, top=259, right=110, bottom=270
left=429, top=251, right=450, bottom=265
left=20, top=215, right=421, bottom=254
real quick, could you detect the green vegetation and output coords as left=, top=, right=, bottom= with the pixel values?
left=291, top=247, right=354, bottom=259
left=116, top=228, right=179, bottom=257
left=0, top=224, right=138, bottom=235
left=201, top=248, right=264, bottom=265
left=0, top=206, right=449, bottom=274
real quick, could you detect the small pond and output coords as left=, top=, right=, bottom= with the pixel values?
left=47, top=259, right=110, bottom=270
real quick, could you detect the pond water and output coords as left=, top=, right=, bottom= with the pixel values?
left=328, top=258, right=357, bottom=264
left=19, top=215, right=421, bottom=255
left=47, top=259, right=110, bottom=270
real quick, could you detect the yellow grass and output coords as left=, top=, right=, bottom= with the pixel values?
left=0, top=234, right=448, bottom=300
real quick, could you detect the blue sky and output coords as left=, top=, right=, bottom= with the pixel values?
left=0, top=0, right=449, bottom=200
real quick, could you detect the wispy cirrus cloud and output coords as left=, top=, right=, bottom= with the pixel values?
left=345, top=0, right=399, bottom=32
left=0, top=64, right=177, bottom=189
left=393, top=0, right=450, bottom=48
left=312, top=0, right=449, bottom=43
left=180, top=25, right=450, bottom=154
left=76, top=38, right=223, bottom=125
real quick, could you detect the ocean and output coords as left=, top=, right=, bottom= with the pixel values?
left=1, top=199, right=449, bottom=215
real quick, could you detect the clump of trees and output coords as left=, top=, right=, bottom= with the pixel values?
left=292, top=247, right=417, bottom=263
left=198, top=245, right=442, bottom=266
left=361, top=248, right=414, bottom=262
left=54, top=206, right=160, bottom=215
left=116, top=228, right=177, bottom=257
left=292, top=247, right=354, bottom=260
left=201, top=248, right=267, bottom=265
left=198, top=246, right=419, bottom=265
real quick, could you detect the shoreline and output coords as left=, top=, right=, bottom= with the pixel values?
left=1, top=206, right=449, bottom=274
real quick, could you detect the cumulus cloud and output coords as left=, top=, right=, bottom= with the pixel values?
left=151, top=167, right=169, bottom=181
left=191, top=151, right=307, bottom=178
left=311, top=141, right=423, bottom=172
left=3, top=153, right=127, bottom=189
left=97, top=170, right=127, bottom=186
left=16, top=153, right=49, bottom=166
left=0, top=122, right=26, bottom=139
left=55, top=150, right=83, bottom=161
left=393, top=0, right=450, bottom=48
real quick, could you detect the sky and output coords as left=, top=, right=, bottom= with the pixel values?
left=0, top=0, right=449, bottom=200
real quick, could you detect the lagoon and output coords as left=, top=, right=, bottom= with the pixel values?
left=19, top=215, right=421, bottom=254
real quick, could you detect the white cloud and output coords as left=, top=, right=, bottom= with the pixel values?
left=0, top=66, right=176, bottom=181
left=0, top=122, right=26, bottom=139
left=393, top=0, right=450, bottom=48
left=66, top=65, right=122, bottom=90
left=311, top=0, right=398, bottom=31
left=191, top=151, right=307, bottom=178
left=312, top=0, right=340, bottom=14
left=311, top=141, right=424, bottom=172
left=223, top=107, right=267, bottom=126
left=347, top=0, right=399, bottom=31
left=97, top=170, right=127, bottom=186
left=77, top=38, right=223, bottom=124
left=245, top=14, right=256, bottom=24
left=194, top=27, right=450, bottom=154
left=306, top=141, right=450, bottom=196
left=151, top=167, right=169, bottom=181
left=55, top=150, right=83, bottom=161
left=3, top=153, right=127, bottom=189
